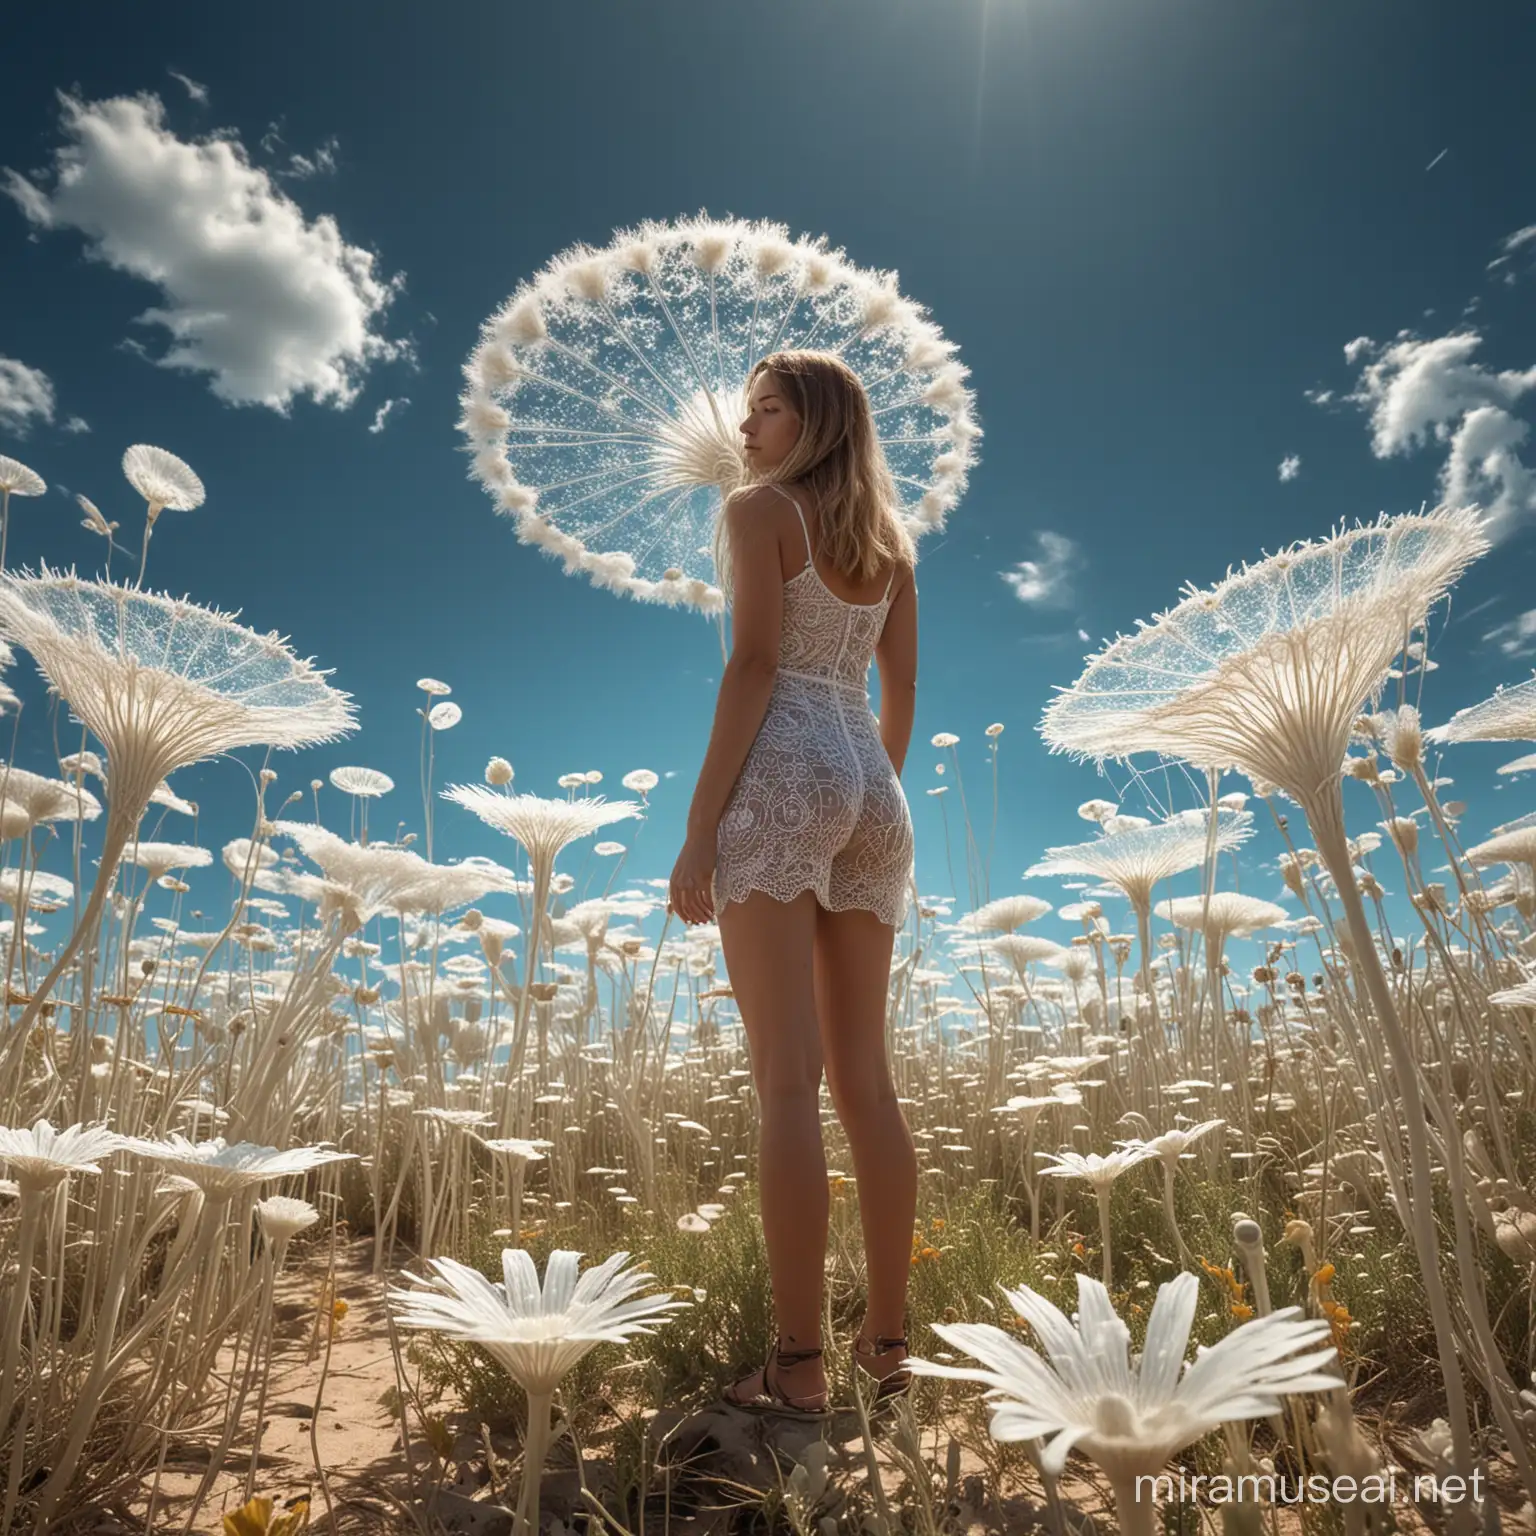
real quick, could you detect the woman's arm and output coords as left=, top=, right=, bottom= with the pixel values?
left=874, top=565, right=917, bottom=777
left=684, top=489, right=786, bottom=838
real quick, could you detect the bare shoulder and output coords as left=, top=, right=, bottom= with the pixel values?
left=725, top=483, right=792, bottom=524
left=724, top=484, right=796, bottom=549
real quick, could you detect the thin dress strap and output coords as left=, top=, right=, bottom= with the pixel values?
left=763, top=482, right=817, bottom=566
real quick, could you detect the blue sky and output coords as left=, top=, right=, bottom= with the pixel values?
left=2, top=0, right=1535, bottom=931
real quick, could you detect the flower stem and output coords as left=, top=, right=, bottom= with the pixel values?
left=1108, top=1474, right=1158, bottom=1536
left=1161, top=1161, right=1191, bottom=1267
left=513, top=1391, right=554, bottom=1536
left=1097, top=1186, right=1113, bottom=1287
left=1305, top=791, right=1477, bottom=1488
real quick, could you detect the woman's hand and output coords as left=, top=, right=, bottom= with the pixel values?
left=668, top=832, right=717, bottom=926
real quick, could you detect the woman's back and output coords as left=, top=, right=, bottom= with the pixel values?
left=765, top=483, right=898, bottom=697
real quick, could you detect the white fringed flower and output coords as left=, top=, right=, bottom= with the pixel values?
left=0, top=1119, right=125, bottom=1192
left=255, top=1194, right=321, bottom=1244
left=126, top=1134, right=355, bottom=1202
left=907, top=1272, right=1338, bottom=1531
left=1118, top=1119, right=1226, bottom=1168
left=1037, top=1147, right=1154, bottom=1192
left=388, top=1248, right=684, bottom=1397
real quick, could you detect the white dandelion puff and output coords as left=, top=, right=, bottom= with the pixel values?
left=458, top=214, right=978, bottom=611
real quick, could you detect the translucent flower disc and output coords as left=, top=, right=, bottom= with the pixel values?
left=1039, top=508, right=1488, bottom=790
left=460, top=215, right=980, bottom=613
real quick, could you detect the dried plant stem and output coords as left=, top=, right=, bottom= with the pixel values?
left=1305, top=793, right=1477, bottom=1487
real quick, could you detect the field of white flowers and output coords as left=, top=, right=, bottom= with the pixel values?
left=1, top=426, right=1536, bottom=1536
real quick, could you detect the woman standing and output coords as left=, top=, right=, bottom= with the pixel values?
left=668, top=350, right=919, bottom=1415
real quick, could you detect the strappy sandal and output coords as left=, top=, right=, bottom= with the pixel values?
left=853, top=1333, right=913, bottom=1409
left=722, top=1340, right=831, bottom=1420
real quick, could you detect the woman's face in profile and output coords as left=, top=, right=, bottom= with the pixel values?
left=739, top=370, right=801, bottom=474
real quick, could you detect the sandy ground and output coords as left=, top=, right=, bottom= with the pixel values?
left=123, top=1237, right=409, bottom=1534
left=105, top=1237, right=1517, bottom=1536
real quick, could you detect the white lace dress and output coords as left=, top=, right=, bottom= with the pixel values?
left=710, top=485, right=915, bottom=929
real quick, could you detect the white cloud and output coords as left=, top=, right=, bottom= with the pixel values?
left=62, top=415, right=90, bottom=434
left=1484, top=609, right=1536, bottom=658
left=1000, top=530, right=1081, bottom=606
left=1278, top=454, right=1301, bottom=482
left=285, top=137, right=339, bottom=180
left=0, top=357, right=56, bottom=435
left=1337, top=330, right=1536, bottom=540
left=166, top=70, right=208, bottom=105
left=4, top=92, right=406, bottom=413
left=368, top=396, right=410, bottom=434
left=1488, top=222, right=1536, bottom=285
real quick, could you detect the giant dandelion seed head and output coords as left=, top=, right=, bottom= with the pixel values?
left=0, top=763, right=102, bottom=834
left=1427, top=674, right=1536, bottom=746
left=0, top=456, right=47, bottom=497
left=441, top=786, right=642, bottom=866
left=1039, top=509, right=1489, bottom=806
left=458, top=214, right=979, bottom=612
left=329, top=765, right=394, bottom=798
left=122, top=444, right=205, bottom=513
left=123, top=841, right=212, bottom=879
left=1026, top=809, right=1254, bottom=914
left=274, top=820, right=516, bottom=925
left=0, top=570, right=356, bottom=818
left=960, top=893, right=1053, bottom=933
left=1466, top=825, right=1536, bottom=873
left=1155, top=892, right=1290, bottom=946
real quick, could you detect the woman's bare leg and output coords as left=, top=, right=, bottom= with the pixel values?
left=717, top=887, right=827, bottom=1404
left=815, top=903, right=915, bottom=1371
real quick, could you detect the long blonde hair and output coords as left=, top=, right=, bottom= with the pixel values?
left=713, top=350, right=916, bottom=605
